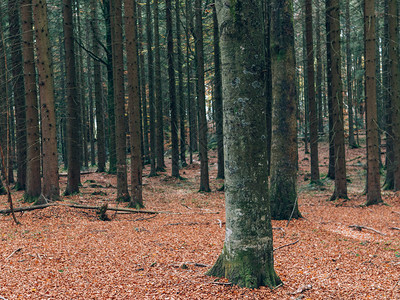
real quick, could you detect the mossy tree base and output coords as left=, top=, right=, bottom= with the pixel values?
left=128, top=201, right=144, bottom=209
left=23, top=194, right=40, bottom=203
left=207, top=247, right=282, bottom=289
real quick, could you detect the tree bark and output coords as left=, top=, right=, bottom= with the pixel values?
left=208, top=0, right=281, bottom=288
left=269, top=0, right=301, bottom=220
left=33, top=0, right=60, bottom=202
left=21, top=0, right=41, bottom=200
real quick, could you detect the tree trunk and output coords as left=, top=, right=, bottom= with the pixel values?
left=316, top=2, right=324, bottom=134
left=364, top=0, right=382, bottom=205
left=213, top=2, right=224, bottom=180
left=305, top=0, right=319, bottom=183
left=110, top=0, right=129, bottom=201
left=166, top=0, right=180, bottom=178
left=8, top=0, right=27, bottom=190
left=327, top=0, right=347, bottom=200
left=194, top=0, right=210, bottom=192
left=269, top=0, right=301, bottom=220
left=64, top=0, right=81, bottom=195
left=125, top=0, right=143, bottom=208
left=21, top=0, right=41, bottom=200
left=91, top=0, right=106, bottom=172
left=146, top=0, right=157, bottom=177
left=33, top=0, right=60, bottom=202
left=388, top=0, right=400, bottom=190
left=154, top=0, right=165, bottom=171
left=208, top=0, right=281, bottom=288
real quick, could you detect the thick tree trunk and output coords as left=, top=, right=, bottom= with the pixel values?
left=195, top=0, right=210, bottom=192
left=305, top=0, right=319, bottom=183
left=8, top=0, right=27, bottom=190
left=364, top=0, right=382, bottom=205
left=327, top=0, right=347, bottom=200
left=125, top=0, right=143, bottom=208
left=208, top=0, right=281, bottom=288
left=33, top=0, right=60, bottom=202
left=64, top=0, right=81, bottom=195
left=154, top=0, right=165, bottom=171
left=21, top=0, right=41, bottom=200
left=110, top=0, right=129, bottom=201
left=269, top=0, right=301, bottom=220
left=166, top=0, right=180, bottom=178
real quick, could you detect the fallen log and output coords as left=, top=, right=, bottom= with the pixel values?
left=0, top=203, right=57, bottom=214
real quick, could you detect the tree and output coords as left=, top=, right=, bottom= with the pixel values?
left=33, top=0, right=60, bottom=202
left=8, top=0, right=27, bottom=190
left=64, top=0, right=81, bottom=195
left=91, top=0, right=106, bottom=172
left=269, top=0, right=301, bottom=220
left=305, top=0, right=319, bottom=183
left=213, top=2, right=224, bottom=179
left=166, top=0, right=180, bottom=178
left=146, top=0, right=157, bottom=177
left=208, top=0, right=281, bottom=289
left=194, top=0, right=210, bottom=192
left=327, top=0, right=347, bottom=200
left=364, top=0, right=382, bottom=205
left=110, top=0, right=129, bottom=201
left=21, top=0, right=41, bottom=200
left=125, top=0, right=143, bottom=208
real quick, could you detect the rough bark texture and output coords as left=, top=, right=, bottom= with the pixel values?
left=388, top=0, right=400, bottom=191
left=8, top=0, right=27, bottom=190
left=125, top=0, right=143, bottom=208
left=154, top=0, right=165, bottom=171
left=364, top=0, right=382, bottom=205
left=208, top=0, right=281, bottom=289
left=213, top=2, right=224, bottom=180
left=269, top=0, right=301, bottom=220
left=195, top=0, right=210, bottom=192
left=33, top=0, right=60, bottom=202
left=64, top=0, right=81, bottom=195
left=22, top=0, right=41, bottom=199
left=146, top=0, right=157, bottom=177
left=110, top=0, right=129, bottom=201
left=305, top=0, right=319, bottom=183
left=166, top=0, right=180, bottom=178
left=327, top=0, right=347, bottom=200
left=91, top=0, right=106, bottom=172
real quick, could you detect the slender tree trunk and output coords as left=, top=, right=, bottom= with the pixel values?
left=208, top=0, right=281, bottom=288
left=91, top=0, right=106, bottom=172
left=154, top=0, right=165, bottom=171
left=195, top=0, right=210, bottom=192
left=316, top=2, right=324, bottom=134
left=167, top=0, right=180, bottom=178
left=110, top=0, right=129, bottom=201
left=305, top=0, right=319, bottom=183
left=186, top=0, right=194, bottom=164
left=8, top=0, right=27, bottom=190
left=364, top=0, right=382, bottom=205
left=125, top=0, right=143, bottom=208
left=33, top=0, right=60, bottom=202
left=327, top=0, right=347, bottom=200
left=22, top=0, right=41, bottom=200
left=146, top=0, right=157, bottom=176
left=270, top=0, right=301, bottom=219
left=64, top=0, right=81, bottom=195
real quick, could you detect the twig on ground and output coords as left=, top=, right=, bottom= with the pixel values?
left=194, top=263, right=209, bottom=267
left=349, top=225, right=386, bottom=236
left=5, top=248, right=22, bottom=260
left=392, top=211, right=400, bottom=216
left=211, top=281, right=232, bottom=286
left=131, top=215, right=157, bottom=222
left=274, top=239, right=299, bottom=252
left=392, top=278, right=400, bottom=290
left=272, top=283, right=284, bottom=290
left=0, top=296, right=8, bottom=300
left=217, top=219, right=222, bottom=228
left=291, top=284, right=312, bottom=295
left=181, top=204, right=192, bottom=209
left=389, top=227, right=400, bottom=231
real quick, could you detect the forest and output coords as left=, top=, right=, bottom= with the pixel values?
left=0, top=0, right=399, bottom=298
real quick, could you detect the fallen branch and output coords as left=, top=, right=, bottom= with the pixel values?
left=131, top=215, right=158, bottom=222
left=274, top=239, right=299, bottom=252
left=211, top=281, right=232, bottom=286
left=291, top=284, right=312, bottom=295
left=349, top=225, right=386, bottom=236
left=59, top=203, right=177, bottom=214
left=59, top=171, right=96, bottom=176
left=5, top=248, right=22, bottom=260
left=389, top=227, right=400, bottom=231
left=0, top=203, right=57, bottom=214
left=392, top=211, right=400, bottom=216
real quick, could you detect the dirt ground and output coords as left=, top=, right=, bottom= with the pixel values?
left=0, top=137, right=399, bottom=299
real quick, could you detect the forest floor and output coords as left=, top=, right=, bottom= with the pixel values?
left=1, top=136, right=400, bottom=299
